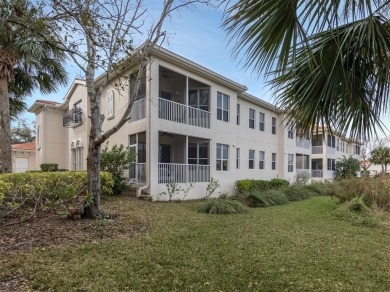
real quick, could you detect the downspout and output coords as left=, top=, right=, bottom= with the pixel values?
left=136, top=61, right=151, bottom=198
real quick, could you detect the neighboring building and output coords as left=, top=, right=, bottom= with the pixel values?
left=12, top=141, right=37, bottom=173
left=310, top=127, right=361, bottom=180
left=28, top=46, right=360, bottom=200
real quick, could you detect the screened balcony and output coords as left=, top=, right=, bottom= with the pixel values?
left=158, top=132, right=210, bottom=183
left=158, top=66, right=210, bottom=128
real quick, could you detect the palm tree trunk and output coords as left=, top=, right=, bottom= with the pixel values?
left=0, top=77, right=12, bottom=173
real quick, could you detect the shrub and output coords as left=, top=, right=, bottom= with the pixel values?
left=0, top=171, right=114, bottom=220
left=101, top=144, right=134, bottom=195
left=40, top=163, right=58, bottom=172
left=305, top=182, right=339, bottom=197
left=270, top=178, right=290, bottom=188
left=336, top=177, right=390, bottom=211
left=244, top=190, right=289, bottom=208
left=283, top=185, right=317, bottom=201
left=335, top=197, right=379, bottom=226
left=293, top=171, right=311, bottom=186
left=198, top=199, right=248, bottom=214
left=236, top=178, right=289, bottom=194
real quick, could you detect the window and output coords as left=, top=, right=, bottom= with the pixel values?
left=259, top=151, right=265, bottom=169
left=189, top=89, right=209, bottom=111
left=327, top=159, right=336, bottom=171
left=249, top=109, right=255, bottom=129
left=217, top=92, right=229, bottom=122
left=71, top=140, right=84, bottom=171
left=327, top=134, right=336, bottom=148
left=236, top=148, right=240, bottom=169
left=272, top=117, right=277, bottom=135
left=354, top=145, right=361, bottom=155
left=249, top=150, right=255, bottom=169
left=188, top=143, right=209, bottom=165
left=272, top=153, right=277, bottom=170
left=287, top=123, right=294, bottom=139
left=107, top=90, right=115, bottom=119
left=259, top=112, right=265, bottom=131
left=336, top=139, right=340, bottom=151
left=36, top=125, right=41, bottom=148
left=216, top=144, right=229, bottom=171
left=288, top=154, right=294, bottom=172
left=237, top=104, right=240, bottom=125
left=73, top=100, right=82, bottom=123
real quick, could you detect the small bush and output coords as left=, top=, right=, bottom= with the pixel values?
left=101, top=144, right=134, bottom=195
left=40, top=163, right=58, bottom=172
left=0, top=171, right=114, bottom=221
left=236, top=178, right=289, bottom=194
left=270, top=178, right=290, bottom=189
left=335, top=197, right=379, bottom=226
left=198, top=199, right=248, bottom=214
left=244, top=190, right=289, bottom=208
left=283, top=186, right=317, bottom=201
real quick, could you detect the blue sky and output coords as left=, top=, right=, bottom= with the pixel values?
left=22, top=2, right=270, bottom=122
left=23, top=1, right=390, bottom=135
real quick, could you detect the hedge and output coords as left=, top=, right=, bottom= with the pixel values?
left=235, top=178, right=289, bottom=194
left=0, top=171, right=114, bottom=214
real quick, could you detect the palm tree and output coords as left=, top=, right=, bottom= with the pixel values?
left=224, top=1, right=390, bottom=138
left=335, top=155, right=361, bottom=179
left=0, top=0, right=67, bottom=172
left=370, top=146, right=390, bottom=174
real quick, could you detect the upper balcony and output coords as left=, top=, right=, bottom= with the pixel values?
left=158, top=66, right=211, bottom=129
left=63, top=107, right=83, bottom=127
left=158, top=98, right=210, bottom=128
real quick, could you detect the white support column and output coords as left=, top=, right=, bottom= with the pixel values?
left=186, top=76, right=189, bottom=124
left=185, top=135, right=189, bottom=183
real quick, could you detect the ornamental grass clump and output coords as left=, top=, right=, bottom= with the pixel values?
left=243, top=190, right=289, bottom=208
left=198, top=198, right=248, bottom=214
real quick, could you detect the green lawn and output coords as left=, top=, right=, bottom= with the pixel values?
left=17, top=197, right=390, bottom=291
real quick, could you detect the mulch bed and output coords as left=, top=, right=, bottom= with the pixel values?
left=0, top=197, right=151, bottom=291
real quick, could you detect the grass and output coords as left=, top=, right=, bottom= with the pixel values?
left=9, top=196, right=390, bottom=291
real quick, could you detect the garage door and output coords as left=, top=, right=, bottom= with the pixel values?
left=15, top=158, right=29, bottom=173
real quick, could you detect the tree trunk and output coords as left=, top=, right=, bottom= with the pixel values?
left=86, top=136, right=101, bottom=218
left=0, top=77, right=12, bottom=173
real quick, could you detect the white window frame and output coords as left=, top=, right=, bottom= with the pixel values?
left=216, top=143, right=229, bottom=171
left=217, top=92, right=229, bottom=122
left=288, top=154, right=294, bottom=172
left=259, top=112, right=265, bottom=132
left=327, top=134, right=336, bottom=148
left=249, top=149, right=255, bottom=169
left=259, top=151, right=265, bottom=169
left=236, top=148, right=240, bottom=169
left=327, top=158, right=336, bottom=171
left=237, top=104, right=240, bottom=125
left=287, top=123, right=294, bottom=139
left=249, top=108, right=255, bottom=129
left=272, top=117, right=277, bottom=135
left=272, top=153, right=277, bottom=170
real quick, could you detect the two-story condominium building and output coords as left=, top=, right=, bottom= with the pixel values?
left=28, top=46, right=360, bottom=200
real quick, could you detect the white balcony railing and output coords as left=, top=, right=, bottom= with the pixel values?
left=296, top=169, right=310, bottom=175
left=312, top=146, right=323, bottom=154
left=158, top=163, right=210, bottom=184
left=296, top=138, right=311, bottom=149
left=311, top=170, right=323, bottom=178
left=129, top=98, right=146, bottom=122
left=159, top=98, right=210, bottom=129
